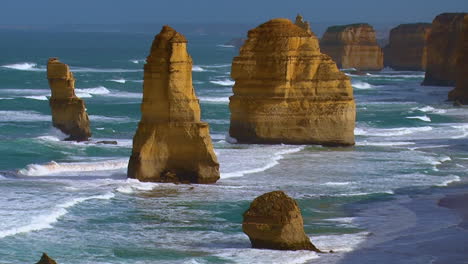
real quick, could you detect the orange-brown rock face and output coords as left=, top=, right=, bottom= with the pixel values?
left=321, top=23, right=384, bottom=71
left=423, top=13, right=468, bottom=86
left=128, top=26, right=220, bottom=184
left=47, top=58, right=91, bottom=141
left=243, top=191, right=321, bottom=251
left=384, top=23, right=431, bottom=71
left=229, top=19, right=355, bottom=146
left=448, top=15, right=468, bottom=104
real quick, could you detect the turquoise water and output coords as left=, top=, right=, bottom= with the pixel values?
left=0, top=31, right=467, bottom=264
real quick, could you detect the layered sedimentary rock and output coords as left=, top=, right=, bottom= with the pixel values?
left=320, top=23, right=384, bottom=71
left=128, top=26, right=220, bottom=183
left=384, top=23, right=432, bottom=71
left=448, top=15, right=468, bottom=104
left=243, top=191, right=321, bottom=251
left=36, top=253, right=58, bottom=264
left=423, top=13, right=468, bottom=86
left=47, top=58, right=91, bottom=141
left=229, top=18, right=355, bottom=146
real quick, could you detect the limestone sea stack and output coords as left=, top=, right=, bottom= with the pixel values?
left=36, top=253, right=58, bottom=264
left=47, top=58, right=91, bottom=141
left=384, top=23, right=432, bottom=71
left=127, top=26, right=220, bottom=183
left=320, top=23, right=384, bottom=71
left=229, top=18, right=355, bottom=146
left=243, top=191, right=321, bottom=252
left=422, top=13, right=468, bottom=86
left=448, top=15, right=468, bottom=104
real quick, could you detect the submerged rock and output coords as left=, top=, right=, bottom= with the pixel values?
left=422, top=13, right=468, bottom=86
left=243, top=191, right=321, bottom=251
left=384, top=23, right=432, bottom=71
left=229, top=18, right=355, bottom=146
left=321, top=23, right=384, bottom=71
left=128, top=25, right=220, bottom=183
left=448, top=15, right=468, bottom=104
left=47, top=58, right=91, bottom=141
left=35, top=253, right=58, bottom=264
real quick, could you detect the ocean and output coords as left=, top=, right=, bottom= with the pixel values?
left=0, top=31, right=467, bottom=264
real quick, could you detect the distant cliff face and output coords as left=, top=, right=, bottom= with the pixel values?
left=448, top=15, right=468, bottom=104
left=321, top=23, right=384, bottom=71
left=128, top=26, right=220, bottom=184
left=229, top=18, right=355, bottom=146
left=423, top=13, right=468, bottom=86
left=384, top=23, right=431, bottom=71
left=47, top=58, right=91, bottom=141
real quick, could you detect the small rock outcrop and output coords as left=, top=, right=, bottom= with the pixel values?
left=423, top=13, right=468, bottom=86
left=294, top=14, right=311, bottom=33
left=36, top=253, right=58, bottom=264
left=47, top=58, right=91, bottom=141
left=128, top=26, right=220, bottom=183
left=243, top=191, right=320, bottom=251
left=320, top=23, right=384, bottom=71
left=229, top=18, right=355, bottom=146
left=384, top=23, right=432, bottom=71
left=448, top=15, right=468, bottom=104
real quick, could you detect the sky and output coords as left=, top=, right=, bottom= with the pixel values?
left=1, top=0, right=467, bottom=25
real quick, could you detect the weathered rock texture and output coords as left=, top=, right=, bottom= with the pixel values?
left=384, top=23, right=432, bottom=71
left=36, top=253, right=58, bottom=264
left=243, top=191, right=320, bottom=251
left=47, top=58, right=91, bottom=141
left=128, top=26, right=220, bottom=183
left=229, top=18, right=355, bottom=146
left=423, top=13, right=468, bottom=86
left=320, top=23, right=384, bottom=71
left=294, top=14, right=311, bottom=33
left=448, top=15, right=468, bottom=104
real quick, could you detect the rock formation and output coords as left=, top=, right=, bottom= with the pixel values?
left=47, top=58, right=91, bottom=141
left=36, top=253, right=58, bottom=264
left=384, top=23, right=432, bottom=71
left=320, top=23, right=384, bottom=71
left=294, top=14, right=311, bottom=33
left=128, top=25, right=220, bottom=183
left=243, top=191, right=321, bottom=251
left=229, top=18, right=355, bottom=146
left=423, top=13, right=468, bottom=86
left=448, top=15, right=468, bottom=104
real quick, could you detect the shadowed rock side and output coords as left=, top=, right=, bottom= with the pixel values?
left=321, top=23, right=384, bottom=71
left=47, top=58, right=91, bottom=141
left=448, top=15, right=468, bottom=104
left=128, top=26, right=220, bottom=184
left=243, top=191, right=321, bottom=252
left=229, top=18, right=355, bottom=146
left=36, top=253, right=58, bottom=264
left=384, top=23, right=432, bottom=71
left=294, top=14, right=311, bottom=33
left=423, top=13, right=468, bottom=86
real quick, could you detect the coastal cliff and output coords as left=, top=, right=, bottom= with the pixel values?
left=422, top=13, right=468, bottom=86
left=384, top=23, right=431, bottom=71
left=448, top=15, right=468, bottom=104
left=128, top=26, right=220, bottom=183
left=321, top=23, right=384, bottom=71
left=229, top=18, right=355, bottom=146
left=47, top=58, right=91, bottom=141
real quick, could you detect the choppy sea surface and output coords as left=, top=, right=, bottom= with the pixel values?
left=0, top=31, right=467, bottom=264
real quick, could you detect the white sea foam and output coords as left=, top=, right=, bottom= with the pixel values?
left=130, top=59, right=145, bottom=64
left=322, top=182, right=351, bottom=186
left=17, top=159, right=129, bottom=176
left=406, top=115, right=431, bottom=122
left=357, top=141, right=415, bottom=146
left=105, top=91, right=142, bottom=99
left=89, top=115, right=133, bottom=122
left=217, top=44, right=235, bottom=48
left=0, top=97, right=14, bottom=100
left=199, top=96, right=229, bottom=103
left=215, top=248, right=319, bottom=264
left=435, top=175, right=461, bottom=187
left=116, top=179, right=158, bottom=194
left=0, top=192, right=114, bottom=238
left=412, top=106, right=447, bottom=114
left=450, top=124, right=468, bottom=139
left=70, top=67, right=141, bottom=73
left=209, top=79, right=235, bottom=86
left=108, top=79, right=127, bottom=84
left=355, top=126, right=433, bottom=137
left=23, top=95, right=48, bottom=101
left=75, top=86, right=111, bottom=95
left=202, top=64, right=231, bottom=69
left=352, top=81, right=374, bottom=89
left=192, top=66, right=206, bottom=72
left=312, top=232, right=370, bottom=253
left=0, top=111, right=50, bottom=122
left=1, top=62, right=44, bottom=71
left=221, top=146, right=304, bottom=178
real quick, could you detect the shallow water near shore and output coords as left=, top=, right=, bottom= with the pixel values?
left=0, top=31, right=467, bottom=263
